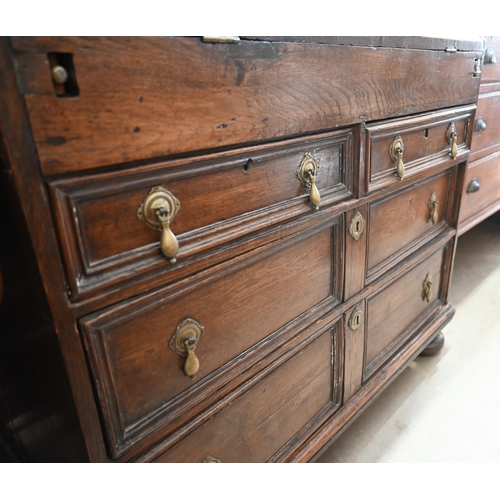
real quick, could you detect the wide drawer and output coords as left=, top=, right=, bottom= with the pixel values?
left=11, top=37, right=481, bottom=176
left=79, top=218, right=342, bottom=459
left=367, top=170, right=455, bottom=283
left=365, top=106, right=473, bottom=192
left=459, top=151, right=500, bottom=229
left=149, top=324, right=340, bottom=463
left=50, top=130, right=352, bottom=299
left=470, top=91, right=500, bottom=161
left=364, top=243, right=451, bottom=380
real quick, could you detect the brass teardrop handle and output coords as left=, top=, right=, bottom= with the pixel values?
left=484, top=48, right=497, bottom=64
left=169, top=318, right=204, bottom=379
left=389, top=136, right=405, bottom=180
left=423, top=273, right=433, bottom=303
left=428, top=191, right=439, bottom=225
left=467, top=178, right=481, bottom=194
left=446, top=122, right=458, bottom=160
left=137, top=186, right=181, bottom=264
left=297, top=153, right=321, bottom=210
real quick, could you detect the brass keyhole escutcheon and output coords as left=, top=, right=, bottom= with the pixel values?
left=297, top=153, right=321, bottom=210
left=169, top=318, right=204, bottom=379
left=423, top=273, right=433, bottom=303
left=389, top=136, right=405, bottom=180
left=137, top=186, right=181, bottom=264
left=428, top=191, right=439, bottom=225
left=349, top=212, right=366, bottom=241
left=446, top=122, right=458, bottom=160
left=349, top=307, right=364, bottom=331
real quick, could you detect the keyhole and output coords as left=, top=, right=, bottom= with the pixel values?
left=355, top=221, right=360, bottom=233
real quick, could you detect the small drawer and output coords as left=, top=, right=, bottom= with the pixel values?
left=51, top=130, right=353, bottom=299
left=459, top=151, right=500, bottom=229
left=481, top=37, right=500, bottom=85
left=150, top=324, right=341, bottom=463
left=364, top=243, right=451, bottom=381
left=366, top=170, right=455, bottom=283
left=365, top=106, right=473, bottom=192
left=470, top=91, right=500, bottom=161
left=79, top=218, right=342, bottom=459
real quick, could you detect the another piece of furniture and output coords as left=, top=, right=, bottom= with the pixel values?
left=459, top=36, right=500, bottom=234
left=0, top=36, right=483, bottom=462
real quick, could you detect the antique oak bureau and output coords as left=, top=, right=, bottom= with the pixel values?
left=0, top=36, right=483, bottom=462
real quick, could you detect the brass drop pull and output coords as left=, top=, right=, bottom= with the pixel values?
left=423, top=273, right=433, bottom=303
left=446, top=122, right=458, bottom=160
left=137, top=186, right=181, bottom=264
left=428, top=191, right=439, bottom=225
left=184, top=338, right=200, bottom=378
left=169, top=318, right=204, bottom=379
left=389, top=136, right=405, bottom=180
left=297, top=153, right=321, bottom=210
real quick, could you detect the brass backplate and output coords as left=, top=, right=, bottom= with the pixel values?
left=296, top=153, right=319, bottom=187
left=203, top=457, right=221, bottom=463
left=389, top=135, right=404, bottom=162
left=137, top=186, right=180, bottom=231
left=446, top=122, right=457, bottom=145
left=169, top=318, right=204, bottom=357
left=349, top=211, right=366, bottom=241
left=349, top=307, right=364, bottom=331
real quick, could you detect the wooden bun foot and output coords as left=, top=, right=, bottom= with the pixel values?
left=420, top=332, right=445, bottom=356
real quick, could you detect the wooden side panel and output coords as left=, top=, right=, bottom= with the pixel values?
left=344, top=205, right=368, bottom=300
left=10, top=37, right=481, bottom=175
left=153, top=328, right=335, bottom=463
left=343, top=302, right=365, bottom=402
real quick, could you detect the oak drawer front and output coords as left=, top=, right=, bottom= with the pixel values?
left=79, top=219, right=342, bottom=458
left=11, top=37, right=481, bottom=176
left=51, top=130, right=352, bottom=299
left=366, top=106, right=473, bottom=192
left=367, top=171, right=453, bottom=283
left=459, top=152, right=500, bottom=226
left=470, top=91, right=500, bottom=161
left=152, top=326, right=339, bottom=463
left=364, top=244, right=449, bottom=380
left=481, top=37, right=500, bottom=85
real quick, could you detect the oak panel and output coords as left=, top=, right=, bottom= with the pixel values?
left=470, top=91, right=500, bottom=161
left=50, top=130, right=352, bottom=298
left=366, top=106, right=473, bottom=192
left=80, top=222, right=339, bottom=458
left=365, top=246, right=446, bottom=379
left=11, top=37, right=481, bottom=175
left=367, top=171, right=452, bottom=276
left=153, top=328, right=335, bottom=463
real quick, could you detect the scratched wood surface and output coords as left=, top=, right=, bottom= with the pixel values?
left=11, top=36, right=481, bottom=175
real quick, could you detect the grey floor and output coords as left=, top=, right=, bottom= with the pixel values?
left=317, top=217, right=500, bottom=463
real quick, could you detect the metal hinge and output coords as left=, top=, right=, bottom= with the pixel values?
left=202, top=36, right=240, bottom=44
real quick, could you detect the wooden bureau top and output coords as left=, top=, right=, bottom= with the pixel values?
left=9, top=36, right=482, bottom=176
